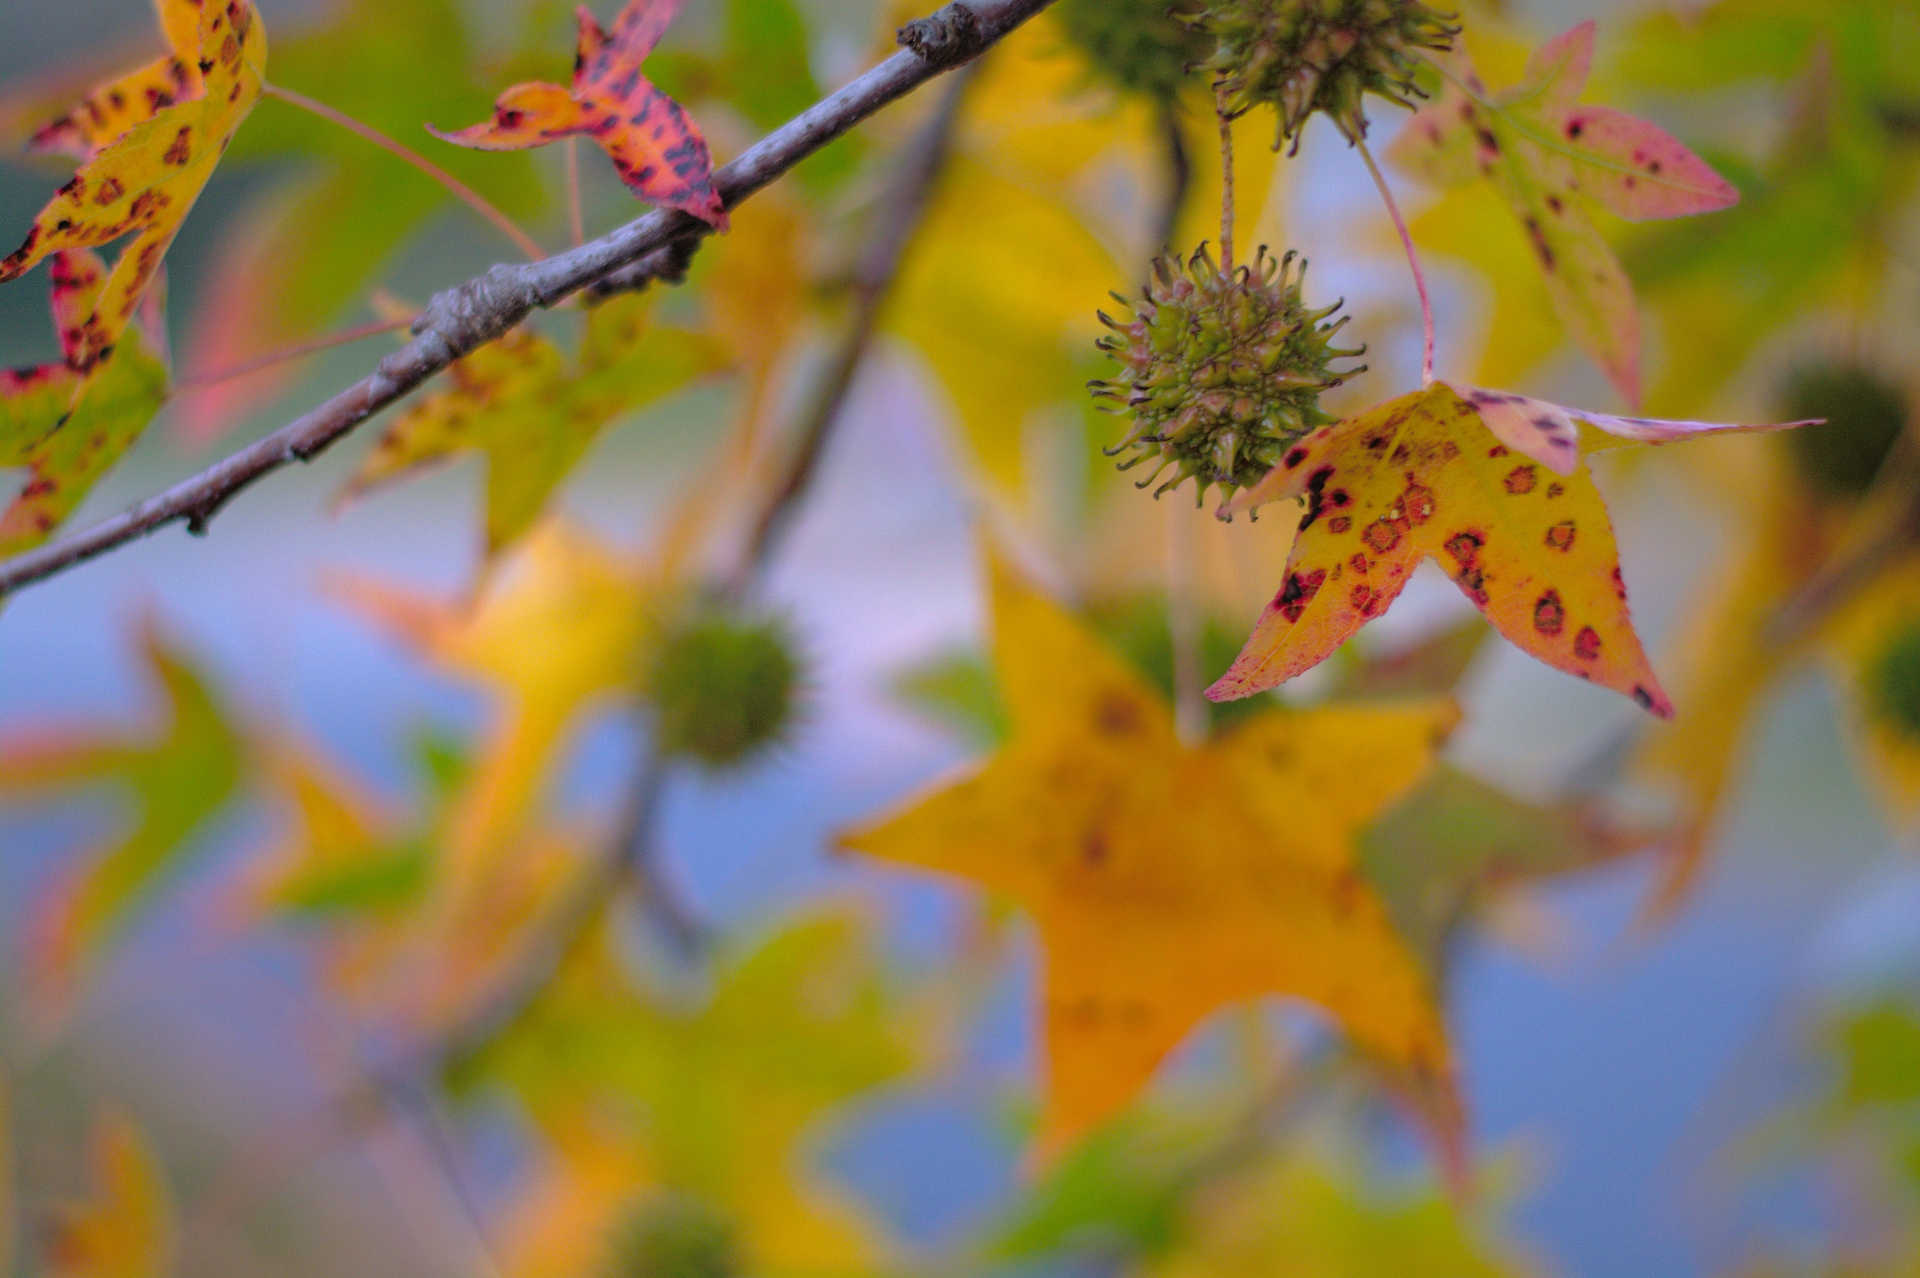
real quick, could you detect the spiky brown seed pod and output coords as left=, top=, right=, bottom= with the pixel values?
left=1060, top=0, right=1212, bottom=102
left=1091, top=243, right=1365, bottom=510
left=1193, top=0, right=1458, bottom=149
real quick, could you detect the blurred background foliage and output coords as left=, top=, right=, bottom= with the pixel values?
left=0, top=0, right=1917, bottom=1274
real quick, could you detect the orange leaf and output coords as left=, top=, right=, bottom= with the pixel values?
left=429, top=0, right=726, bottom=229
left=1211, top=383, right=1817, bottom=715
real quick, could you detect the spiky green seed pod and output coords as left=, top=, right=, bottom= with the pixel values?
left=1060, top=0, right=1212, bottom=102
left=1780, top=363, right=1910, bottom=501
left=600, top=1194, right=738, bottom=1278
left=648, top=608, right=804, bottom=771
left=1091, top=243, right=1365, bottom=510
left=1865, top=621, right=1920, bottom=743
left=1193, top=0, right=1458, bottom=149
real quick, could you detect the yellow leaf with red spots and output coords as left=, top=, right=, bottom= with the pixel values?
left=1388, top=22, right=1736, bottom=405
left=840, top=551, right=1459, bottom=1164
left=1213, top=383, right=1817, bottom=715
left=338, top=295, right=727, bottom=560
left=0, top=250, right=169, bottom=554
left=1, top=0, right=265, bottom=397
left=429, top=0, right=726, bottom=228
left=41, top=1112, right=173, bottom=1278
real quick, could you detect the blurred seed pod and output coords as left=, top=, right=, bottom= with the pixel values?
left=1059, top=0, right=1212, bottom=103
left=600, top=1192, right=739, bottom=1278
left=1779, top=362, right=1910, bottom=501
left=648, top=605, right=806, bottom=772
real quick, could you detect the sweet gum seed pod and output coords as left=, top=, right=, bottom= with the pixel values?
left=1091, top=243, right=1365, bottom=511
left=648, top=607, right=804, bottom=771
left=601, top=1194, right=738, bottom=1278
left=1780, top=363, right=1910, bottom=501
left=1865, top=621, right=1920, bottom=744
left=1059, top=0, right=1212, bottom=102
left=1193, top=0, right=1458, bottom=149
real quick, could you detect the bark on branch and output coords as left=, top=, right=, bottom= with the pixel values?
left=0, top=0, right=1056, bottom=600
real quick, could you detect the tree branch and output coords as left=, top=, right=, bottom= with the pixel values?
left=0, top=0, right=1059, bottom=601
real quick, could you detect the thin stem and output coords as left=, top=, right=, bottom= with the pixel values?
left=1216, top=92, right=1236, bottom=274
left=1356, top=134, right=1434, bottom=385
left=1166, top=501, right=1205, bottom=745
left=263, top=82, right=545, bottom=262
left=1155, top=100, right=1192, bottom=252
left=565, top=138, right=585, bottom=249
left=175, top=317, right=414, bottom=392
left=733, top=64, right=979, bottom=589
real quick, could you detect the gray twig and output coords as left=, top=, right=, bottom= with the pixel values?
left=0, top=0, right=1055, bottom=601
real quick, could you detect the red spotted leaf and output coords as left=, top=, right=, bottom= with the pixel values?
left=1209, top=383, right=1818, bottom=716
left=429, top=0, right=727, bottom=228
left=0, top=250, right=169, bottom=553
left=1388, top=22, right=1737, bottom=405
left=0, top=0, right=264, bottom=399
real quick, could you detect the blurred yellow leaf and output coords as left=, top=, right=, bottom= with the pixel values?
left=477, top=911, right=914, bottom=1274
left=333, top=521, right=662, bottom=872
left=340, top=295, right=728, bottom=561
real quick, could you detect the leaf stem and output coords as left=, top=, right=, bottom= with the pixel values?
left=262, top=82, right=545, bottom=262
left=1355, top=134, right=1434, bottom=385
left=1217, top=90, right=1236, bottom=274
left=1155, top=100, right=1192, bottom=252
left=565, top=137, right=585, bottom=249
left=175, top=317, right=414, bottom=392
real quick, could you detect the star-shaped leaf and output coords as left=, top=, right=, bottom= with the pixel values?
left=0, top=250, right=169, bottom=554
left=1, top=0, right=265, bottom=395
left=332, top=522, right=664, bottom=870
left=338, top=294, right=727, bottom=559
left=472, top=912, right=913, bottom=1274
left=1388, top=21, right=1737, bottom=404
left=1211, top=382, right=1816, bottom=716
left=429, top=0, right=727, bottom=228
left=0, top=622, right=243, bottom=1006
left=840, top=552, right=1459, bottom=1161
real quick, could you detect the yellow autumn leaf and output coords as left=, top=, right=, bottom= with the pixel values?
left=1, top=0, right=265, bottom=396
left=340, top=293, right=729, bottom=560
left=480, top=912, right=913, bottom=1275
left=840, top=549, right=1458, bottom=1162
left=332, top=521, right=662, bottom=873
